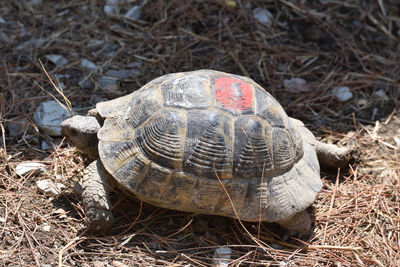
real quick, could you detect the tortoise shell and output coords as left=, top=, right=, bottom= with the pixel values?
left=97, top=70, right=321, bottom=223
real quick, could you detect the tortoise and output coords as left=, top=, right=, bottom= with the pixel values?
left=61, top=69, right=351, bottom=233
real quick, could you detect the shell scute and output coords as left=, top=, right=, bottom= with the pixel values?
left=183, top=111, right=232, bottom=179
left=272, top=128, right=294, bottom=173
left=255, top=87, right=288, bottom=127
left=233, top=117, right=274, bottom=179
left=162, top=75, right=212, bottom=109
left=135, top=111, right=185, bottom=169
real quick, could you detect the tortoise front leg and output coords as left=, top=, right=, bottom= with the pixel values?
left=82, top=160, right=115, bottom=232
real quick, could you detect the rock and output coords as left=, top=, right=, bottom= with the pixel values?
left=0, top=30, right=10, bottom=44
left=41, top=138, right=62, bottom=150
left=29, top=0, right=42, bottom=4
left=253, top=7, right=273, bottom=27
left=80, top=59, right=97, bottom=71
left=333, top=86, right=352, bottom=102
left=0, top=16, right=5, bottom=24
left=393, top=136, right=400, bottom=149
left=127, top=61, right=142, bottom=68
left=42, top=223, right=51, bottom=232
left=6, top=119, right=27, bottom=137
left=36, top=179, right=66, bottom=196
left=371, top=107, right=379, bottom=121
left=111, top=261, right=128, bottom=267
left=212, top=247, right=232, bottom=267
left=41, top=140, right=52, bottom=150
left=53, top=208, right=68, bottom=219
left=79, top=77, right=94, bottom=89
left=33, top=100, right=72, bottom=136
left=55, top=73, right=71, bottom=79
left=45, top=54, right=68, bottom=67
left=53, top=208, right=67, bottom=219
left=357, top=98, right=368, bottom=107
left=92, top=261, right=106, bottom=267
left=16, top=162, right=47, bottom=176
left=97, top=76, right=118, bottom=92
left=225, top=0, right=237, bottom=8
left=105, top=69, right=137, bottom=79
left=125, top=6, right=141, bottom=21
left=99, top=42, right=119, bottom=57
left=104, top=0, right=119, bottom=14
left=283, top=77, right=310, bottom=93
left=374, top=89, right=389, bottom=100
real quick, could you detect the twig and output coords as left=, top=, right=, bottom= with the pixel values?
left=58, top=232, right=86, bottom=267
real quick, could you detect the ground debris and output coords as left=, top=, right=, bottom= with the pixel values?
left=44, top=54, right=68, bottom=67
left=212, top=247, right=232, bottom=267
left=16, top=161, right=48, bottom=176
left=1, top=0, right=399, bottom=266
left=36, top=179, right=66, bottom=196
left=33, top=100, right=72, bottom=136
left=80, top=59, right=98, bottom=71
left=333, top=86, right=353, bottom=102
left=125, top=6, right=141, bottom=21
left=253, top=7, right=273, bottom=27
left=283, top=77, right=310, bottom=93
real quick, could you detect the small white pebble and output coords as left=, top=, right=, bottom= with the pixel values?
left=104, top=0, right=119, bottom=14
left=92, top=261, right=106, bottom=267
left=212, top=247, right=232, bottom=267
left=29, top=0, right=42, bottom=4
left=42, top=223, right=51, bottom=232
left=357, top=98, right=368, bottom=107
left=44, top=54, right=68, bottom=66
left=283, top=77, right=310, bottom=93
left=253, top=7, right=273, bottom=26
left=80, top=59, right=97, bottom=71
left=393, top=136, right=400, bottom=149
left=16, top=162, right=47, bottom=176
left=0, top=16, right=5, bottom=24
left=37, top=179, right=66, bottom=196
left=54, top=208, right=68, bottom=219
left=125, top=5, right=141, bottom=21
left=333, top=86, right=352, bottom=102
left=374, top=89, right=389, bottom=100
left=41, top=140, right=52, bottom=150
left=97, top=76, right=118, bottom=92
left=111, top=261, right=128, bottom=267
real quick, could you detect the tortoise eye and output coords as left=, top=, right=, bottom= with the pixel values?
left=69, top=128, right=79, bottom=136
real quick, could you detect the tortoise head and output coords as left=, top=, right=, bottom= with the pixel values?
left=61, top=115, right=101, bottom=159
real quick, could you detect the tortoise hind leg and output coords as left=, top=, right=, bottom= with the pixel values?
left=289, top=117, right=352, bottom=169
left=315, top=141, right=353, bottom=169
left=82, top=160, right=115, bottom=232
left=278, top=211, right=311, bottom=234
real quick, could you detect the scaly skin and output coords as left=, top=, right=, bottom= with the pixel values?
left=82, top=160, right=114, bottom=232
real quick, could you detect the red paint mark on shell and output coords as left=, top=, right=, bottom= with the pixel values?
left=214, top=77, right=253, bottom=112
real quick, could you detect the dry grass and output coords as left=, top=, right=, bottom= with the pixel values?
left=1, top=0, right=399, bottom=266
